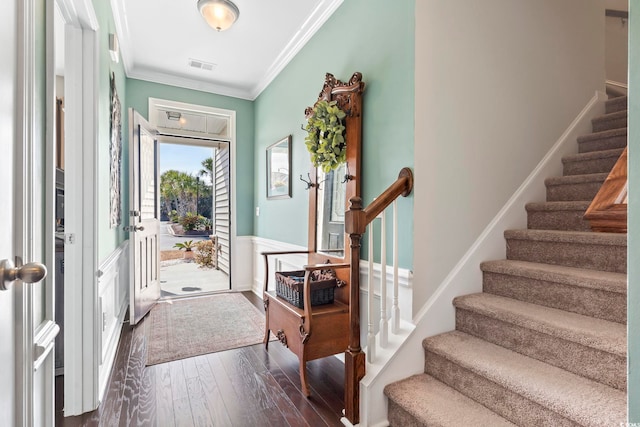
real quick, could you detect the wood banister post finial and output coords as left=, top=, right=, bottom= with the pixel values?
left=345, top=197, right=367, bottom=235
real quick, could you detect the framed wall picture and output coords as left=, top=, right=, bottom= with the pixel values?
left=266, top=135, right=292, bottom=199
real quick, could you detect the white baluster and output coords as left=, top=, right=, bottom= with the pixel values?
left=392, top=200, right=400, bottom=334
left=379, top=210, right=388, bottom=347
left=367, top=222, right=376, bottom=362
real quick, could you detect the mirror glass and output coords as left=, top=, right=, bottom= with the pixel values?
left=316, top=163, right=346, bottom=258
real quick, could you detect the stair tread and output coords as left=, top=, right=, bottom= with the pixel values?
left=605, top=95, right=627, bottom=106
left=423, top=331, right=626, bottom=427
left=562, top=147, right=624, bottom=163
left=545, top=172, right=608, bottom=185
left=385, top=374, right=516, bottom=426
left=453, top=293, right=626, bottom=356
left=592, top=110, right=627, bottom=122
left=480, top=259, right=626, bottom=294
left=525, top=200, right=591, bottom=212
left=504, top=228, right=627, bottom=246
left=577, top=127, right=627, bottom=143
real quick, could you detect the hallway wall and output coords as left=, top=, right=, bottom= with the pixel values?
left=413, top=0, right=605, bottom=314
left=93, top=0, right=128, bottom=263
left=253, top=0, right=415, bottom=269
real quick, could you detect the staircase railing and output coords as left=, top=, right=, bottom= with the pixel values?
left=343, top=167, right=413, bottom=425
left=584, top=147, right=627, bottom=232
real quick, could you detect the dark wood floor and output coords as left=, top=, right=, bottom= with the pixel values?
left=56, top=292, right=345, bottom=426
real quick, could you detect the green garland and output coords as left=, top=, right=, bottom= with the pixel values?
left=304, top=100, right=347, bottom=173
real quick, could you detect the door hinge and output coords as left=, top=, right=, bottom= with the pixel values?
left=130, top=210, right=140, bottom=217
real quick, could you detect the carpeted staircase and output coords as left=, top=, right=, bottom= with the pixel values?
left=384, top=96, right=628, bottom=426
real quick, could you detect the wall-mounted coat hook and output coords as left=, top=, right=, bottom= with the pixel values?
left=300, top=173, right=315, bottom=190
left=341, top=163, right=354, bottom=184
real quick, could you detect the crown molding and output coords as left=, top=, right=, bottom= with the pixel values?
left=249, top=0, right=344, bottom=99
left=126, top=67, right=254, bottom=100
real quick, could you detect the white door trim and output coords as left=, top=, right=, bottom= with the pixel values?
left=15, top=0, right=38, bottom=424
left=55, top=0, right=101, bottom=416
left=148, top=98, right=238, bottom=290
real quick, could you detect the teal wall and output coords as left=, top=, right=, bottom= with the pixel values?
left=94, top=0, right=128, bottom=263
left=254, top=0, right=415, bottom=268
left=628, top=1, right=638, bottom=420
left=125, top=78, right=255, bottom=236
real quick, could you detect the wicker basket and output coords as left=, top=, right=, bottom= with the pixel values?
left=275, top=270, right=336, bottom=309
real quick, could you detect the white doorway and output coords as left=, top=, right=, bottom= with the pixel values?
left=158, top=141, right=232, bottom=298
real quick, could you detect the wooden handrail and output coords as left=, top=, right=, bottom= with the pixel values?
left=343, top=167, right=413, bottom=424
left=584, top=147, right=627, bottom=233
left=347, top=168, right=414, bottom=235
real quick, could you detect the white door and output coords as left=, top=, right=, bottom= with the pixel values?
left=129, top=109, right=162, bottom=325
left=0, top=0, right=58, bottom=425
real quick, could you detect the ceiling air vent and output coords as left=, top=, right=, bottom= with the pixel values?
left=188, top=58, right=217, bottom=72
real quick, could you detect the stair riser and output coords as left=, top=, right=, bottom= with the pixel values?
left=605, top=99, right=627, bottom=114
left=482, top=271, right=627, bottom=324
left=505, top=238, right=626, bottom=273
left=562, top=156, right=619, bottom=176
left=527, top=210, right=591, bottom=232
left=387, top=401, right=423, bottom=427
left=424, top=351, right=579, bottom=427
left=591, top=117, right=627, bottom=133
left=546, top=181, right=604, bottom=202
left=455, top=310, right=626, bottom=390
left=578, top=135, right=627, bottom=154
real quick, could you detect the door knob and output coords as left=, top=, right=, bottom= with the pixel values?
left=0, top=259, right=48, bottom=291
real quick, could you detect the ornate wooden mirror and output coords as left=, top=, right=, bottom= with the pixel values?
left=307, top=72, right=364, bottom=274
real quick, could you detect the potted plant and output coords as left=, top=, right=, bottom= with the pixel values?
left=304, top=100, right=347, bottom=172
left=173, top=240, right=195, bottom=259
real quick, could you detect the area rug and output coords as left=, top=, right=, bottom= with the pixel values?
left=145, top=293, right=268, bottom=365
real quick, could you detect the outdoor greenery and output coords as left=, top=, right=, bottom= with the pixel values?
left=173, top=240, right=195, bottom=252
left=194, top=240, right=215, bottom=268
left=160, top=157, right=214, bottom=221
left=179, top=212, right=211, bottom=231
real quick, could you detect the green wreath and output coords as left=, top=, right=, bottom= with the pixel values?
left=304, top=100, right=347, bottom=173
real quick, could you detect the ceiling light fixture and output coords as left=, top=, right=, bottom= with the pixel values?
left=197, top=0, right=240, bottom=32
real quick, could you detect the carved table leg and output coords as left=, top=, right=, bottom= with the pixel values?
left=299, top=358, right=310, bottom=398
left=263, top=296, right=271, bottom=347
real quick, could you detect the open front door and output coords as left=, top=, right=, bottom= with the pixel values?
left=129, top=109, right=161, bottom=325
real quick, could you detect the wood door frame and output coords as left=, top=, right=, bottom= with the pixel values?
left=53, top=0, right=101, bottom=416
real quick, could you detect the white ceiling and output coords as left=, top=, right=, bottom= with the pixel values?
left=111, top=0, right=343, bottom=100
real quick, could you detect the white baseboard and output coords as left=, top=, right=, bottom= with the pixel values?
left=356, top=91, right=607, bottom=427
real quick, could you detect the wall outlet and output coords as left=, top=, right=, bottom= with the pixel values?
left=256, top=207, right=260, bottom=216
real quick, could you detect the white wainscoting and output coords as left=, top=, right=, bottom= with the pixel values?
left=249, top=236, right=413, bottom=308
left=250, top=237, right=308, bottom=296
left=96, top=240, right=129, bottom=401
left=232, top=236, right=256, bottom=292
